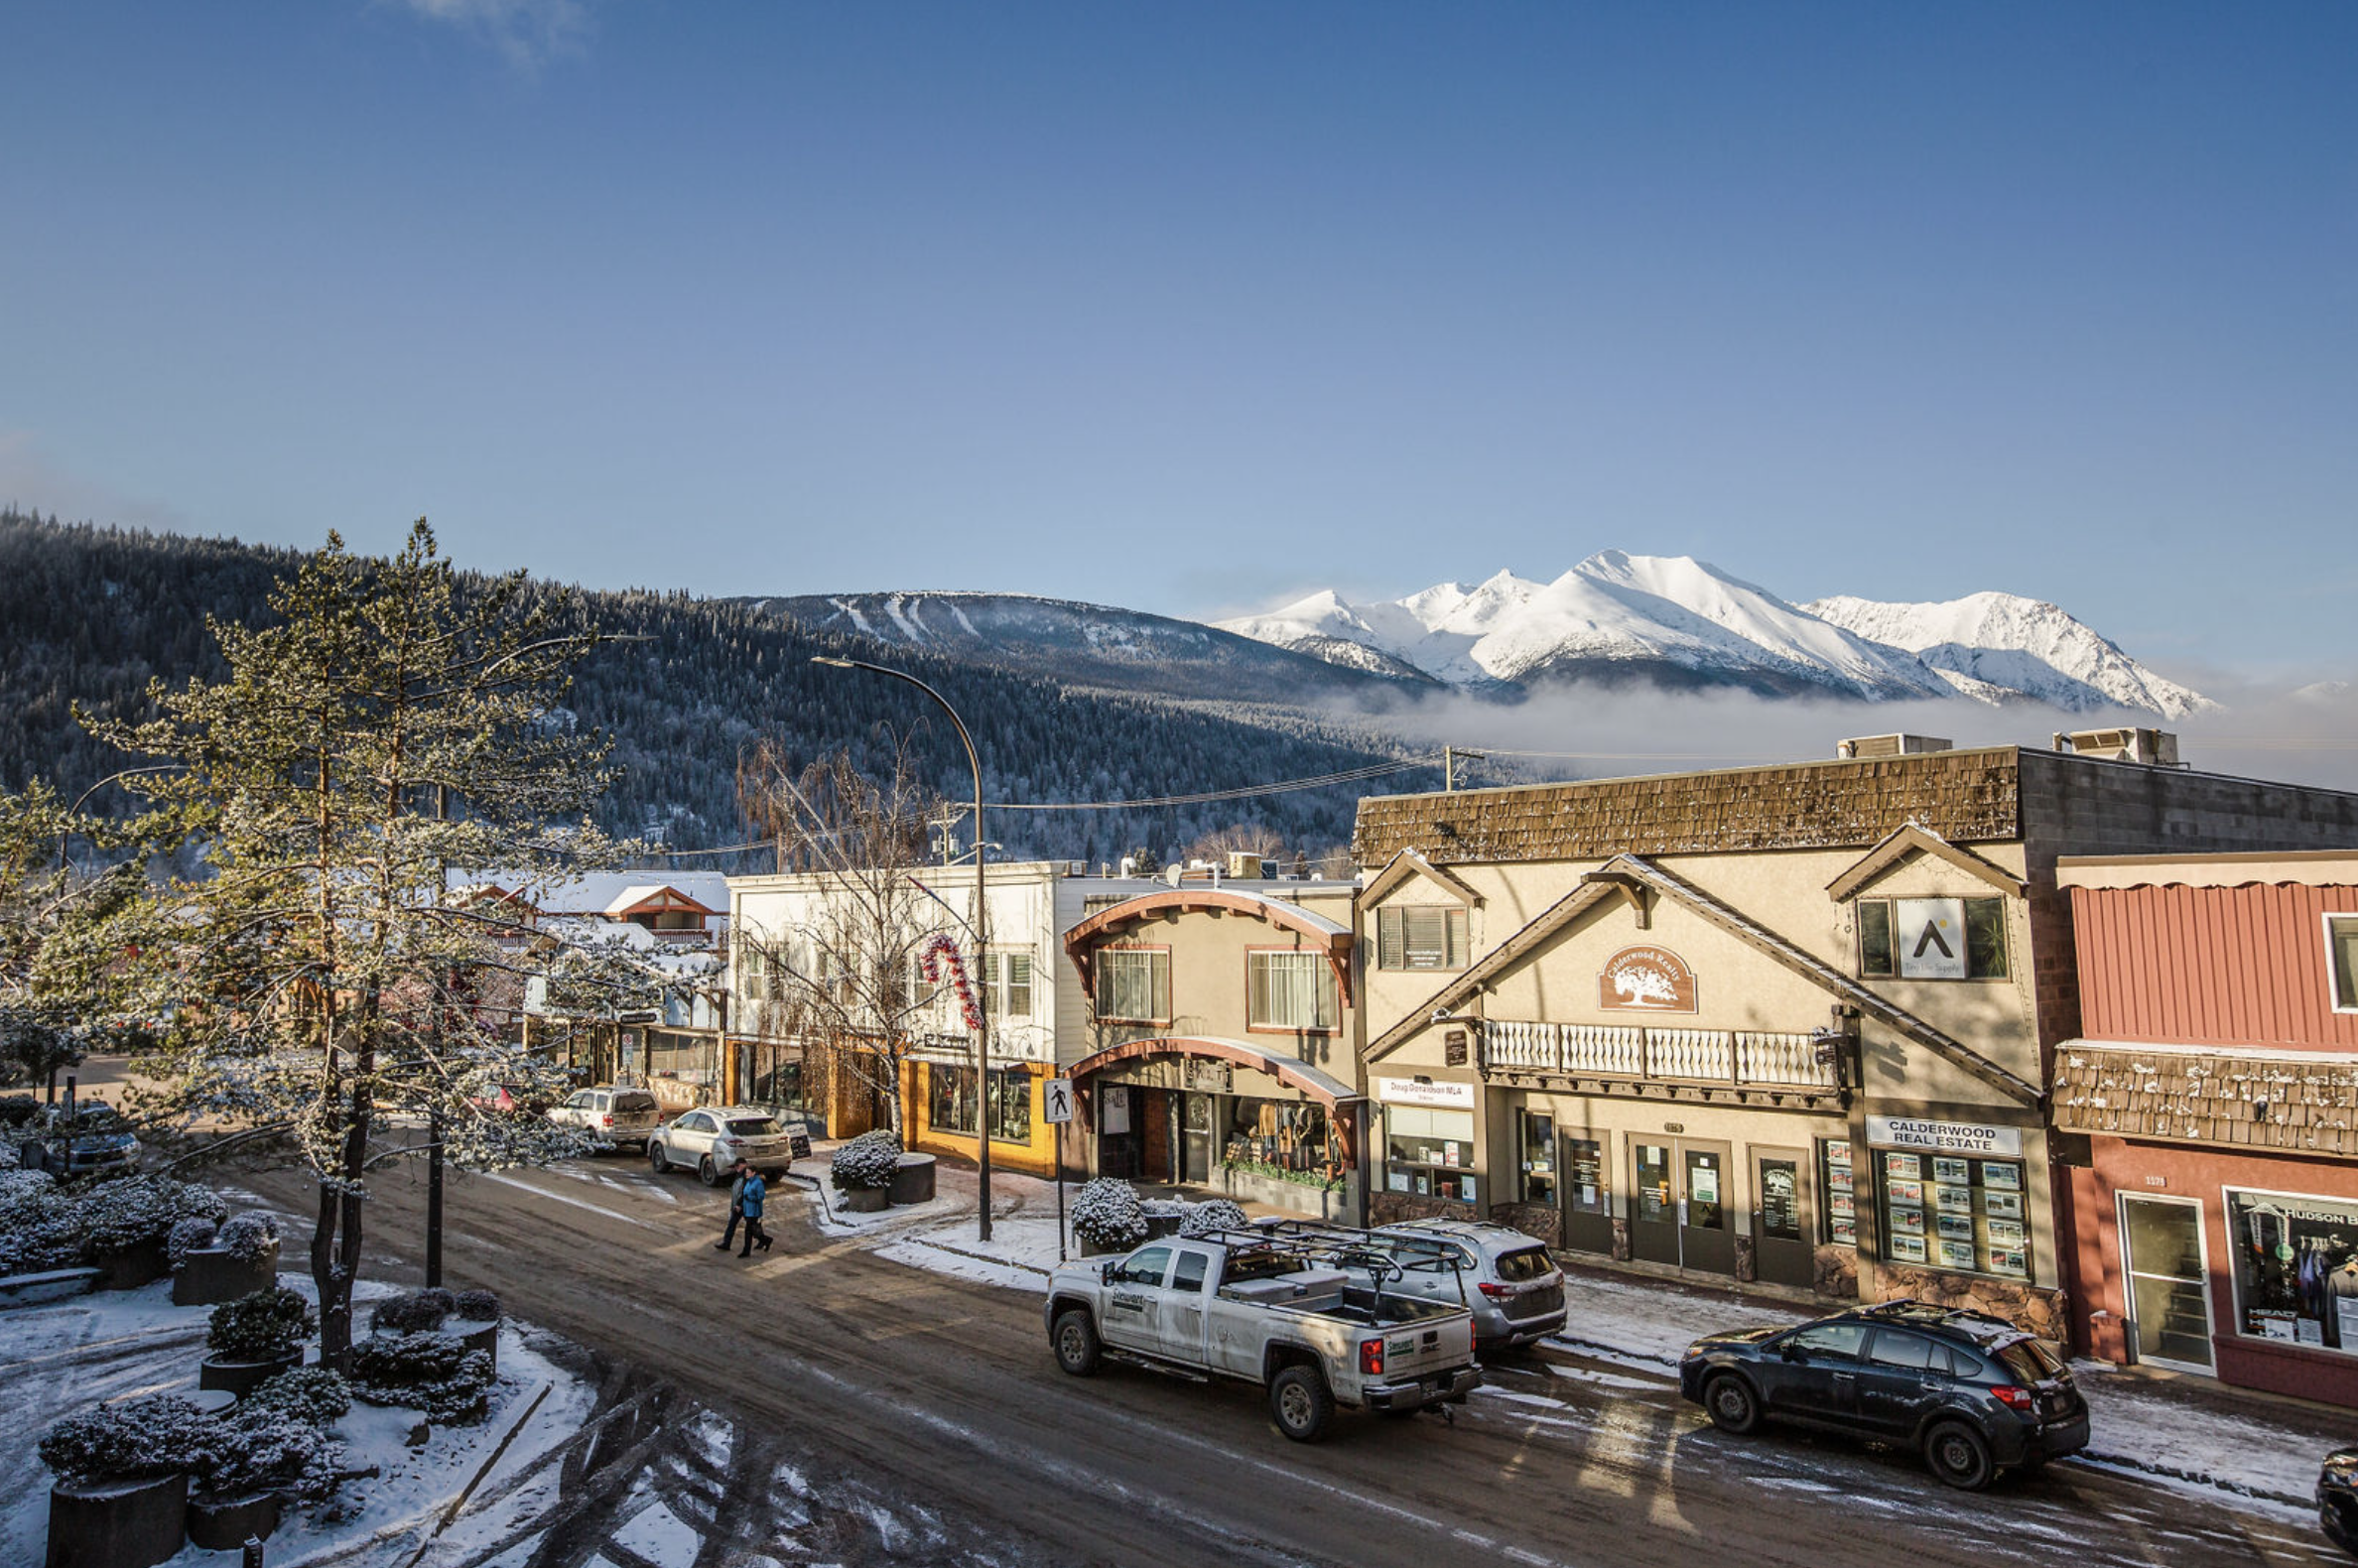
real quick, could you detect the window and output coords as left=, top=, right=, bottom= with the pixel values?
left=1376, top=905, right=1469, bottom=971
left=1096, top=948, right=1170, bottom=1023
left=1247, top=951, right=1338, bottom=1032
left=1383, top=1106, right=1477, bottom=1204
left=1856, top=897, right=2008, bottom=980
left=1876, top=1149, right=2029, bottom=1279
left=1867, top=1330, right=1940, bottom=1371
left=982, top=950, right=1033, bottom=1019
left=2330, top=916, right=2358, bottom=1012
left=1114, top=1246, right=1171, bottom=1286
left=1171, top=1251, right=1208, bottom=1293
left=1819, top=1138, right=1858, bottom=1246
left=1519, top=1111, right=1555, bottom=1204
left=928, top=1064, right=1032, bottom=1143
left=2225, top=1188, right=2358, bottom=1352
left=1782, top=1323, right=1868, bottom=1361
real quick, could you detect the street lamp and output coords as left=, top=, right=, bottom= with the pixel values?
left=811, top=656, right=993, bottom=1242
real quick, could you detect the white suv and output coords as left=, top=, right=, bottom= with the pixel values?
left=546, top=1087, right=663, bottom=1152
left=1373, top=1219, right=1566, bottom=1354
left=647, top=1107, right=800, bottom=1187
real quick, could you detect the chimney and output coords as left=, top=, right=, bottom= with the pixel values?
left=1835, top=733, right=1953, bottom=759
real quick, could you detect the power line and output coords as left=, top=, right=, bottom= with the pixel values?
left=986, top=756, right=1438, bottom=811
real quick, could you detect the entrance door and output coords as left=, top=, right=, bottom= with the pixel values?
left=1629, top=1138, right=1736, bottom=1276
left=1138, top=1089, right=1176, bottom=1184
left=1560, top=1135, right=1614, bottom=1254
left=2119, top=1194, right=2214, bottom=1372
left=1753, top=1148, right=1814, bottom=1289
left=1181, top=1094, right=1213, bottom=1184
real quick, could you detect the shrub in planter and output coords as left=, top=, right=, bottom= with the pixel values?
left=166, top=1217, right=219, bottom=1270
left=214, top=1213, right=280, bottom=1264
left=369, top=1286, right=456, bottom=1337
left=209, top=1286, right=315, bottom=1361
left=829, top=1129, right=901, bottom=1193
left=0, top=1169, right=80, bottom=1277
left=173, top=1213, right=282, bottom=1306
left=1071, top=1178, right=1148, bottom=1254
left=39, top=1396, right=209, bottom=1568
left=196, top=1404, right=346, bottom=1507
left=1179, top=1198, right=1249, bottom=1240
left=0, top=1094, right=40, bottom=1128
left=80, top=1176, right=228, bottom=1256
left=452, top=1288, right=500, bottom=1322
left=247, top=1367, right=351, bottom=1426
left=350, top=1332, right=497, bottom=1425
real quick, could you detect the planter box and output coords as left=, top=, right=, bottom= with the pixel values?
left=887, top=1153, right=937, bottom=1206
left=172, top=1245, right=279, bottom=1308
left=45, top=1474, right=188, bottom=1568
left=839, top=1186, right=889, bottom=1214
left=1140, top=1213, right=1185, bottom=1241
left=456, top=1320, right=498, bottom=1371
left=91, top=1239, right=169, bottom=1293
left=187, top=1491, right=281, bottom=1552
left=199, top=1349, right=304, bottom=1400
left=0, top=1266, right=101, bottom=1309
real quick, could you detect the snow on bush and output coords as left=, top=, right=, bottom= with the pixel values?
left=169, top=1216, right=219, bottom=1269
left=207, top=1285, right=316, bottom=1361
left=453, top=1287, right=501, bottom=1322
left=349, top=1333, right=496, bottom=1425
left=1179, top=1199, right=1248, bottom=1239
left=0, top=1169, right=83, bottom=1275
left=1071, top=1178, right=1147, bottom=1251
left=0, top=1094, right=40, bottom=1128
left=830, top=1128, right=902, bottom=1192
left=248, top=1367, right=352, bottom=1426
left=39, top=1394, right=217, bottom=1485
left=214, top=1211, right=281, bottom=1264
left=78, top=1174, right=228, bottom=1254
left=1138, top=1199, right=1186, bottom=1220
left=197, top=1404, right=347, bottom=1506
left=370, top=1286, right=457, bottom=1336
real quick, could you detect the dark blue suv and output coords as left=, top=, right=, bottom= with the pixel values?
left=1677, top=1299, right=2088, bottom=1491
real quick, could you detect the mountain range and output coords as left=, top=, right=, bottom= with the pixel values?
left=1215, top=552, right=2216, bottom=718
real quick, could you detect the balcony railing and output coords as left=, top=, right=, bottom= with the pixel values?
left=1482, top=1019, right=1836, bottom=1091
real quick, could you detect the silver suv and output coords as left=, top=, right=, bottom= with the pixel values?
left=547, top=1087, right=662, bottom=1152
left=647, top=1106, right=800, bottom=1187
left=1374, top=1219, right=1566, bottom=1354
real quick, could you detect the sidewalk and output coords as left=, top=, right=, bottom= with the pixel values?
left=813, top=1166, right=2351, bottom=1520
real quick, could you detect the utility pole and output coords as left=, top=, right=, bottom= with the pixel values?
left=1443, top=747, right=1487, bottom=792
left=427, top=783, right=449, bottom=1289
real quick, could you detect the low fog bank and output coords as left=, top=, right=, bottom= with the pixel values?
left=1328, top=677, right=2358, bottom=797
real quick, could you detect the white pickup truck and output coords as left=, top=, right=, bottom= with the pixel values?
left=1043, top=1226, right=1482, bottom=1441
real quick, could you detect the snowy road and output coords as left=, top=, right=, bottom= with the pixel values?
left=245, top=1156, right=2347, bottom=1568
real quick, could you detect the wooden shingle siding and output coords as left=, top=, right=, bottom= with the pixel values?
left=2054, top=1043, right=2358, bottom=1157
left=1353, top=750, right=2023, bottom=867
left=2070, top=882, right=2358, bottom=1049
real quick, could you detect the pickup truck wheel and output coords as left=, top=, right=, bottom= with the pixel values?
left=1703, top=1372, right=1762, bottom=1435
left=1268, top=1365, right=1334, bottom=1443
left=1051, top=1310, right=1101, bottom=1376
left=1923, top=1420, right=1995, bottom=1492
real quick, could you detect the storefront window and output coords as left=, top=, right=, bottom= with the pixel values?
left=1384, top=1106, right=1477, bottom=1204
left=1223, top=1099, right=1333, bottom=1176
left=1819, top=1138, right=1857, bottom=1246
left=928, top=1065, right=1031, bottom=1143
left=2226, top=1189, right=2358, bottom=1351
left=1876, top=1149, right=2028, bottom=1278
left=1520, top=1111, right=1555, bottom=1204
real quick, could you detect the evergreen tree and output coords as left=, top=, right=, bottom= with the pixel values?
left=98, top=522, right=628, bottom=1367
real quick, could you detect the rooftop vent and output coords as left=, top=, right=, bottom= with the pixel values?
left=2053, top=727, right=2180, bottom=767
left=1227, top=851, right=1264, bottom=880
left=1835, top=733, right=1953, bottom=759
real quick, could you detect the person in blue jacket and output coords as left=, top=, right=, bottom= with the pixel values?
left=737, top=1165, right=771, bottom=1256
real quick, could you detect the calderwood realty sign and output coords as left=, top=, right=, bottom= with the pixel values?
left=1865, top=1115, right=2024, bottom=1157
left=1598, top=945, right=1697, bottom=1012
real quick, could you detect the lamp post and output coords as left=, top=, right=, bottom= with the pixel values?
left=811, top=656, right=993, bottom=1242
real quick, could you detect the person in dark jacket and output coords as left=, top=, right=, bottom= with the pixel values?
left=715, top=1160, right=749, bottom=1251
left=738, top=1168, right=772, bottom=1256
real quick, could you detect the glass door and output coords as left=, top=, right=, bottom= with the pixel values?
left=1680, top=1144, right=1735, bottom=1275
left=1753, top=1149, right=1813, bottom=1288
left=2120, top=1194, right=2214, bottom=1372
left=1561, top=1135, right=1613, bottom=1254
left=1631, top=1142, right=1679, bottom=1265
left=1520, top=1111, right=1556, bottom=1204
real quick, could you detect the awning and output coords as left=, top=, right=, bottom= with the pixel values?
left=1067, top=1035, right=1363, bottom=1108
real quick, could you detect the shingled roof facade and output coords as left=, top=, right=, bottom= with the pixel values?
left=2053, top=1042, right=2358, bottom=1159
left=1353, top=747, right=2024, bottom=866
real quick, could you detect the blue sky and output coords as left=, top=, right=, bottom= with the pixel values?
left=3, top=2, right=2351, bottom=678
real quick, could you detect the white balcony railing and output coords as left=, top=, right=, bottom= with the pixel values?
left=1478, top=1020, right=1835, bottom=1091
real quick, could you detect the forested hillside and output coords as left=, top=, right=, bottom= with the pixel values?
left=0, top=512, right=1435, bottom=867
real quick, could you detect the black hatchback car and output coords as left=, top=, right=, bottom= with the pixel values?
left=1678, top=1299, right=2088, bottom=1491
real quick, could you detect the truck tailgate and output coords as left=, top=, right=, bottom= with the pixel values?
left=1372, top=1313, right=1474, bottom=1378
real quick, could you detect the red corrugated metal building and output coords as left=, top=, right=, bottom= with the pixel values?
left=2054, top=850, right=2358, bottom=1405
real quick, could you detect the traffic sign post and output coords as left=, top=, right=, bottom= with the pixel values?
left=1042, top=1078, right=1074, bottom=1260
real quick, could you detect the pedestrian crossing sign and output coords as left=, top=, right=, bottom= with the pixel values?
left=1041, top=1078, right=1075, bottom=1124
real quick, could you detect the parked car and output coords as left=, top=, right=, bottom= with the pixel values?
left=646, top=1106, right=799, bottom=1186
left=33, top=1099, right=141, bottom=1177
left=1677, top=1298, right=2088, bottom=1491
left=468, top=1082, right=549, bottom=1115
left=2322, top=1446, right=2358, bottom=1556
left=546, top=1086, right=663, bottom=1151
left=1366, top=1218, right=1567, bottom=1354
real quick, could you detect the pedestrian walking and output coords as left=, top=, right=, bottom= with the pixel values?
left=715, top=1159, right=748, bottom=1251
left=738, top=1167, right=772, bottom=1256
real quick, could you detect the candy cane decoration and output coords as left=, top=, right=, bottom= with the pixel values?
left=919, top=932, right=983, bottom=1033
